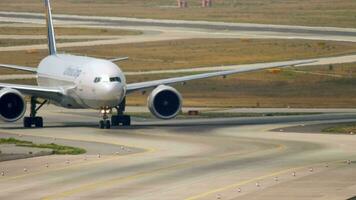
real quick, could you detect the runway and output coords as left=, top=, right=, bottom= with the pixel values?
left=0, top=106, right=356, bottom=200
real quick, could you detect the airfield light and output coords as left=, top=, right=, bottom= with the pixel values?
left=237, top=188, right=241, bottom=193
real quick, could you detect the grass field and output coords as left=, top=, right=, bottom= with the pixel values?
left=1, top=38, right=356, bottom=108
left=0, top=27, right=141, bottom=36
left=0, top=0, right=354, bottom=28
left=125, top=63, right=356, bottom=108
left=323, top=123, right=356, bottom=134
left=128, top=111, right=321, bottom=119
left=5, top=63, right=356, bottom=108
left=2, top=38, right=356, bottom=74
left=66, top=39, right=356, bottom=71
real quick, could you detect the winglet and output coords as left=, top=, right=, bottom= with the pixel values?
left=44, top=0, right=57, bottom=55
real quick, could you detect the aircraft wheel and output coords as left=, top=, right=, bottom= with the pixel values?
left=35, top=117, right=43, bottom=128
left=122, top=116, right=131, bottom=126
left=99, top=120, right=105, bottom=129
left=105, top=120, right=111, bottom=129
left=24, top=117, right=32, bottom=128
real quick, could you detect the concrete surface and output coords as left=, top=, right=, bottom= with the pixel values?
left=0, top=106, right=355, bottom=200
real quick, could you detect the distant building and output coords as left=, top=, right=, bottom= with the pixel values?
left=202, top=0, right=212, bottom=7
left=177, top=0, right=188, bottom=8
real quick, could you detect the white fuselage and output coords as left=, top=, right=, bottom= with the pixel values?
left=36, top=54, right=126, bottom=109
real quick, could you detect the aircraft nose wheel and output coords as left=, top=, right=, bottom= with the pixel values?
left=99, top=107, right=112, bottom=129
left=99, top=120, right=111, bottom=129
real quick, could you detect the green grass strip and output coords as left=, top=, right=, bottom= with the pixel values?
left=0, top=137, right=86, bottom=155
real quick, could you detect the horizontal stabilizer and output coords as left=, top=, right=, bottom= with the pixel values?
left=110, top=57, right=129, bottom=62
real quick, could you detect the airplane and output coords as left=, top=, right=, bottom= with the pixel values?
left=0, top=0, right=315, bottom=129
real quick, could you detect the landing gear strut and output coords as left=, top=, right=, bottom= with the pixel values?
left=23, top=97, right=47, bottom=128
left=111, top=98, right=131, bottom=127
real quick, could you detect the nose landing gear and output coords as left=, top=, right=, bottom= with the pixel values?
left=99, top=99, right=131, bottom=129
left=99, top=107, right=111, bottom=129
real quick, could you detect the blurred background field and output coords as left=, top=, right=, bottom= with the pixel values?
left=0, top=0, right=355, bottom=28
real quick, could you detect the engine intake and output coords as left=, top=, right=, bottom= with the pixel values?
left=0, top=88, right=26, bottom=122
left=148, top=85, right=182, bottom=119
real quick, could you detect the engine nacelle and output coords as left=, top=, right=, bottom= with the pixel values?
left=148, top=85, right=182, bottom=119
left=0, top=88, right=26, bottom=122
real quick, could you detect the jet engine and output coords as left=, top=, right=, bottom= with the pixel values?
left=148, top=85, right=182, bottom=119
left=0, top=88, right=26, bottom=122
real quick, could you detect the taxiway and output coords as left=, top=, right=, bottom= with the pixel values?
left=0, top=106, right=356, bottom=200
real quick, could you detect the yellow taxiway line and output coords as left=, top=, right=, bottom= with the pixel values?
left=41, top=143, right=285, bottom=200
left=185, top=160, right=344, bottom=200
left=0, top=131, right=156, bottom=183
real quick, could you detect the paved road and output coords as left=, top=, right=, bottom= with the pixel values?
left=0, top=107, right=356, bottom=199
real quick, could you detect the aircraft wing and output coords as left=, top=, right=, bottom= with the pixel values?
left=0, top=64, right=37, bottom=73
left=0, top=83, right=64, bottom=99
left=126, top=60, right=316, bottom=94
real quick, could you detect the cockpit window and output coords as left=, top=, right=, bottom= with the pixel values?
left=110, top=77, right=121, bottom=83
left=94, top=77, right=101, bottom=83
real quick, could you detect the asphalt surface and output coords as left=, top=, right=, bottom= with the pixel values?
left=0, top=107, right=356, bottom=200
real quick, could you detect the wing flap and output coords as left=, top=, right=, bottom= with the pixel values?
left=0, top=64, right=37, bottom=73
left=127, top=59, right=316, bottom=93
left=0, top=83, right=64, bottom=99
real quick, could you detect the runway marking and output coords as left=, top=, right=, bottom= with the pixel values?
left=185, top=160, right=344, bottom=200
left=41, top=142, right=285, bottom=200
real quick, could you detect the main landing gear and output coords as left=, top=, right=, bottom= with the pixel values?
left=99, top=98, right=131, bottom=129
left=24, top=97, right=47, bottom=128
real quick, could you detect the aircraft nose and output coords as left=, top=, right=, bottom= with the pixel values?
left=104, top=83, right=124, bottom=99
